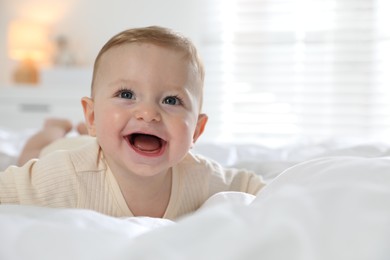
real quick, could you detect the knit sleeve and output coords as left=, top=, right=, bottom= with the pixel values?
left=226, top=168, right=266, bottom=195
left=0, top=151, right=78, bottom=207
left=210, top=165, right=266, bottom=195
left=187, top=153, right=266, bottom=196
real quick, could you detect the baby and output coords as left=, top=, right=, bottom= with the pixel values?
left=0, top=26, right=265, bottom=220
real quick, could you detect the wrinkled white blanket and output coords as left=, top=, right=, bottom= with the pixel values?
left=1, top=156, right=389, bottom=260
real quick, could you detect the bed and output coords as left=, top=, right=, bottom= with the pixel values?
left=1, top=127, right=390, bottom=260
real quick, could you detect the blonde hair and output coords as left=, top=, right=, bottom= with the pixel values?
left=91, top=26, right=204, bottom=98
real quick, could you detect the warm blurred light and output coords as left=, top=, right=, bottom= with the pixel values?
left=8, top=20, right=50, bottom=84
left=8, top=20, right=50, bottom=62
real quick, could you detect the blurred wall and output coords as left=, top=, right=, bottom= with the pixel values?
left=0, top=0, right=205, bottom=85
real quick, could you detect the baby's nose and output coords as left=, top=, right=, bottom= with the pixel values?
left=134, top=103, right=161, bottom=122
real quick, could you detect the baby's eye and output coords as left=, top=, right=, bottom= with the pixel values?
left=163, top=96, right=182, bottom=106
left=118, top=90, right=134, bottom=99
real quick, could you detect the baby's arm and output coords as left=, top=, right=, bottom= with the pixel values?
left=1, top=151, right=78, bottom=207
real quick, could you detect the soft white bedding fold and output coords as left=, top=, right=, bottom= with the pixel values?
left=125, top=156, right=390, bottom=260
left=0, top=206, right=173, bottom=260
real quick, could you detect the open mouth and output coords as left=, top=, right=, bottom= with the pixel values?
left=127, top=133, right=166, bottom=156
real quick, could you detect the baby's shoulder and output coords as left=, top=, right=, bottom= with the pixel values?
left=181, top=152, right=255, bottom=177
left=38, top=138, right=103, bottom=173
left=40, top=136, right=96, bottom=157
left=182, top=152, right=222, bottom=170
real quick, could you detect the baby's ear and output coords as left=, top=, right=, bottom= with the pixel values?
left=81, top=97, right=97, bottom=136
left=193, top=113, right=208, bottom=143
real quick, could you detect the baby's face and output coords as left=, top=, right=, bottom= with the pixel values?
left=82, top=43, right=207, bottom=178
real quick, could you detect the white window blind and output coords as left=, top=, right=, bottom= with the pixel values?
left=198, top=0, right=390, bottom=146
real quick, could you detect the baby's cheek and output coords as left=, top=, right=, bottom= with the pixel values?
left=98, top=107, right=121, bottom=123
left=109, top=111, right=125, bottom=124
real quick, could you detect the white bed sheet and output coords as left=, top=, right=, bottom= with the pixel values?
left=1, top=156, right=390, bottom=260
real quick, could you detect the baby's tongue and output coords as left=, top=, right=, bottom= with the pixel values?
left=133, top=134, right=161, bottom=152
